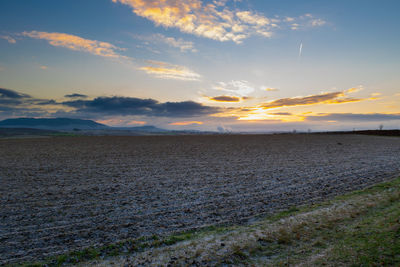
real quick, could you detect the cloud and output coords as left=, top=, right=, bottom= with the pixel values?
left=112, top=0, right=325, bottom=43
left=264, top=87, right=278, bottom=92
left=169, top=121, right=203, bottom=125
left=0, top=88, right=56, bottom=118
left=214, top=80, right=255, bottom=96
left=155, top=34, right=197, bottom=52
left=40, top=65, right=48, bottom=70
left=64, top=93, right=88, bottom=98
left=289, top=14, right=327, bottom=30
left=310, top=18, right=326, bottom=27
left=306, top=113, right=400, bottom=122
left=0, top=98, right=23, bottom=106
left=209, top=95, right=241, bottom=102
left=0, top=106, right=48, bottom=118
left=62, top=96, right=220, bottom=117
left=0, top=88, right=67, bottom=109
left=35, top=99, right=58, bottom=105
left=140, top=60, right=201, bottom=80
left=112, top=0, right=246, bottom=43
left=271, top=112, right=292, bottom=116
left=0, top=88, right=222, bottom=120
left=96, top=118, right=147, bottom=126
left=22, top=31, right=126, bottom=59
left=236, top=11, right=270, bottom=26
left=23, top=31, right=200, bottom=81
left=0, top=88, right=31, bottom=99
left=133, top=33, right=197, bottom=52
left=371, top=92, right=381, bottom=97
left=262, top=89, right=367, bottom=109
left=285, top=17, right=295, bottom=22
left=0, top=35, right=16, bottom=44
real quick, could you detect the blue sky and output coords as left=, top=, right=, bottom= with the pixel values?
left=0, top=0, right=399, bottom=131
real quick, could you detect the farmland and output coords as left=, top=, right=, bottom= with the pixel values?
left=1, top=134, right=400, bottom=265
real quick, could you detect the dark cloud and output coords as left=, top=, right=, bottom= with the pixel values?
left=209, top=95, right=241, bottom=102
left=0, top=88, right=221, bottom=119
left=306, top=113, right=400, bottom=122
left=0, top=88, right=32, bottom=110
left=64, top=93, right=88, bottom=98
left=271, top=112, right=292, bottom=115
left=0, top=98, right=22, bottom=105
left=157, top=101, right=218, bottom=117
left=0, top=106, right=15, bottom=112
left=62, top=96, right=220, bottom=117
left=0, top=106, right=48, bottom=118
left=35, top=99, right=58, bottom=105
left=0, top=88, right=31, bottom=99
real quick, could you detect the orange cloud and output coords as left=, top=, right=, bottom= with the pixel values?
left=127, top=120, right=147, bottom=125
left=209, top=95, right=241, bottom=102
left=214, top=88, right=374, bottom=121
left=22, top=31, right=125, bottom=59
left=23, top=31, right=202, bottom=81
left=264, top=87, right=278, bottom=92
left=234, top=107, right=306, bottom=122
left=236, top=11, right=270, bottom=26
left=113, top=1, right=325, bottom=43
left=140, top=60, right=201, bottom=80
left=261, top=89, right=368, bottom=109
left=96, top=118, right=147, bottom=126
left=169, top=121, right=203, bottom=125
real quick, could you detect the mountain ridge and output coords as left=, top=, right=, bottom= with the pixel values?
left=0, top=118, right=108, bottom=130
left=0, top=117, right=170, bottom=133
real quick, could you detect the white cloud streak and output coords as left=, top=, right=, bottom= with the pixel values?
left=140, top=60, right=201, bottom=81
left=154, top=34, right=197, bottom=52
left=213, top=80, right=255, bottom=96
left=299, top=42, right=303, bottom=59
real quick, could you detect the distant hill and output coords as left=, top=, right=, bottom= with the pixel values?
left=0, top=118, right=172, bottom=134
left=0, top=118, right=108, bottom=130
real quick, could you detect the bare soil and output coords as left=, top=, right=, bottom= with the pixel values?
left=1, top=134, right=400, bottom=265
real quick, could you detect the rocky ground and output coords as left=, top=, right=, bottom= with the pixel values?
left=1, top=134, right=400, bottom=265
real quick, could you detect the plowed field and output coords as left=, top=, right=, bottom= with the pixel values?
left=1, top=134, right=400, bottom=264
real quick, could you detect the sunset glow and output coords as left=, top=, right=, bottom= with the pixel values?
left=1, top=0, right=399, bottom=131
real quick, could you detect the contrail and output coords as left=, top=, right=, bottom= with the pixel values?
left=298, top=42, right=303, bottom=59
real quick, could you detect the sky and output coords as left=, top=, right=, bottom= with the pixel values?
left=0, top=0, right=400, bottom=132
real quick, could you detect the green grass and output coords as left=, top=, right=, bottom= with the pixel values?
left=322, top=192, right=400, bottom=266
